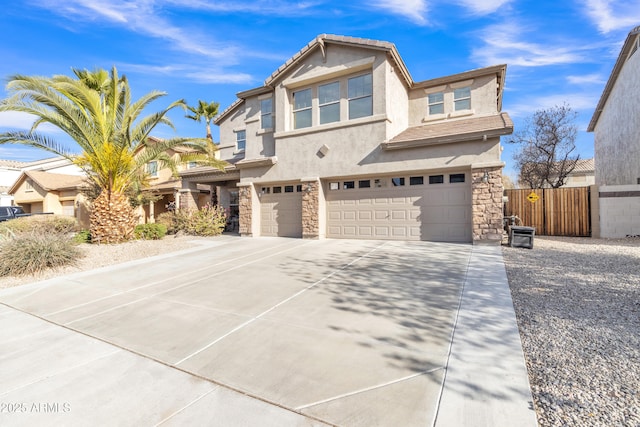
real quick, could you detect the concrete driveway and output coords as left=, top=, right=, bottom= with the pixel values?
left=0, top=237, right=537, bottom=426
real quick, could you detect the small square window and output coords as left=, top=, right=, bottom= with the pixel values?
left=296, top=184, right=303, bottom=192
left=410, top=176, right=424, bottom=185
left=429, top=175, right=444, bottom=184
left=449, top=173, right=465, bottom=183
left=392, top=177, right=405, bottom=186
left=454, top=87, right=471, bottom=111
left=358, top=180, right=371, bottom=188
left=273, top=186, right=282, bottom=194
left=343, top=181, right=355, bottom=189
left=284, top=185, right=294, bottom=193
left=330, top=182, right=339, bottom=190
left=261, top=187, right=271, bottom=194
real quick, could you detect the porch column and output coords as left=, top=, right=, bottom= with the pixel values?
left=179, top=181, right=199, bottom=210
left=149, top=199, right=155, bottom=223
left=301, top=177, right=320, bottom=239
left=471, top=166, right=504, bottom=245
left=238, top=183, right=256, bottom=237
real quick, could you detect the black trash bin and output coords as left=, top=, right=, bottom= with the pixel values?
left=509, top=226, right=535, bottom=249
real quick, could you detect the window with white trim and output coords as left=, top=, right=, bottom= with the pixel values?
left=261, top=98, right=273, bottom=129
left=319, top=82, right=340, bottom=124
left=348, top=73, right=372, bottom=119
left=293, top=88, right=312, bottom=129
left=235, top=130, right=246, bottom=151
left=147, top=161, right=158, bottom=177
left=454, top=87, right=471, bottom=111
left=428, top=92, right=444, bottom=115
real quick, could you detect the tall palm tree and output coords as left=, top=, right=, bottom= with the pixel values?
left=0, top=66, right=224, bottom=243
left=185, top=100, right=219, bottom=141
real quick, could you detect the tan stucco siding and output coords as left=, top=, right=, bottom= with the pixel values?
left=384, top=60, right=409, bottom=140
left=594, top=50, right=640, bottom=185
left=12, top=179, right=46, bottom=204
left=241, top=127, right=501, bottom=183
left=408, top=75, right=499, bottom=127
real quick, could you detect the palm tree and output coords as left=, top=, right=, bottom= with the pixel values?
left=0, top=66, right=224, bottom=243
left=185, top=100, right=219, bottom=141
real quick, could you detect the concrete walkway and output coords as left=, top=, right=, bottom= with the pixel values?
left=0, top=237, right=537, bottom=426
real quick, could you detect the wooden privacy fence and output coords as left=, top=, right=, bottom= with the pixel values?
left=504, top=187, right=591, bottom=236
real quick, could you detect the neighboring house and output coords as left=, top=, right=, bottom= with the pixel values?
left=9, top=170, right=90, bottom=227
left=587, top=25, right=640, bottom=238
left=140, top=141, right=217, bottom=223
left=0, top=156, right=83, bottom=206
left=517, top=158, right=595, bottom=188
left=588, top=25, right=640, bottom=185
left=181, top=34, right=513, bottom=243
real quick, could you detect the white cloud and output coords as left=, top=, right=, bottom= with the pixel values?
left=471, top=23, right=585, bottom=67
left=0, top=112, right=61, bottom=133
left=33, top=0, right=240, bottom=62
left=371, top=0, right=428, bottom=25
left=506, top=93, right=599, bottom=119
left=455, top=0, right=511, bottom=15
left=164, top=0, right=322, bottom=16
left=584, top=0, right=640, bottom=34
left=566, top=73, right=606, bottom=85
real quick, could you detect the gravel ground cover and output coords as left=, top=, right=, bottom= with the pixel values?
left=503, top=236, right=640, bottom=427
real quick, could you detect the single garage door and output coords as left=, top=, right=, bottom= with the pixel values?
left=326, top=172, right=471, bottom=242
left=260, top=184, right=303, bottom=237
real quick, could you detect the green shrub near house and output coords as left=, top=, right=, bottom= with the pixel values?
left=134, top=223, right=167, bottom=240
left=157, top=205, right=226, bottom=237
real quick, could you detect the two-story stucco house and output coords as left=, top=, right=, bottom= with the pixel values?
left=587, top=25, right=640, bottom=238
left=180, top=34, right=513, bottom=244
left=588, top=25, right=640, bottom=186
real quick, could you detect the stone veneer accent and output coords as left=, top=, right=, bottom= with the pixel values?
left=472, top=167, right=504, bottom=244
left=178, top=189, right=199, bottom=210
left=238, top=184, right=253, bottom=236
left=301, top=180, right=320, bottom=239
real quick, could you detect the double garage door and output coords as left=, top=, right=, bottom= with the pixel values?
left=259, top=172, right=472, bottom=242
left=326, top=173, right=472, bottom=242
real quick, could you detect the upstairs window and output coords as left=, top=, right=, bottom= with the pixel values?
left=261, top=98, right=273, bottom=129
left=454, top=87, right=471, bottom=111
left=235, top=130, right=246, bottom=151
left=428, top=92, right=444, bottom=115
left=293, top=88, right=312, bottom=129
left=348, top=73, right=372, bottom=119
left=319, top=82, right=340, bottom=124
left=146, top=161, right=158, bottom=177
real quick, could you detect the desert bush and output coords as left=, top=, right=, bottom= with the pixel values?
left=0, top=215, right=78, bottom=235
left=0, top=233, right=82, bottom=276
left=134, top=223, right=167, bottom=240
left=74, top=229, right=92, bottom=244
left=156, top=205, right=226, bottom=236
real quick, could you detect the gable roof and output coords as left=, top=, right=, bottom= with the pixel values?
left=588, top=25, right=640, bottom=132
left=9, top=170, right=87, bottom=194
left=215, top=34, right=413, bottom=125
left=571, top=158, right=595, bottom=173
left=215, top=34, right=508, bottom=125
left=382, top=113, right=513, bottom=150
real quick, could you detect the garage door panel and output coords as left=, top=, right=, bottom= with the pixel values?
left=326, top=176, right=472, bottom=242
left=261, top=192, right=302, bottom=237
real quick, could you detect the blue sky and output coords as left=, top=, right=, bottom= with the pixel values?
left=1, top=0, right=639, bottom=179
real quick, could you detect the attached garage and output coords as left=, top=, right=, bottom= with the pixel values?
left=260, top=184, right=303, bottom=237
left=326, top=172, right=472, bottom=242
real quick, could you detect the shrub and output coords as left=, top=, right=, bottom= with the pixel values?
left=0, top=233, right=82, bottom=276
left=0, top=215, right=78, bottom=235
left=156, top=205, right=226, bottom=237
left=134, top=223, right=167, bottom=240
left=74, top=229, right=92, bottom=244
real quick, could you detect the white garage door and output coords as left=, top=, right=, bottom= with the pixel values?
left=326, top=173, right=471, bottom=242
left=260, top=184, right=303, bottom=237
